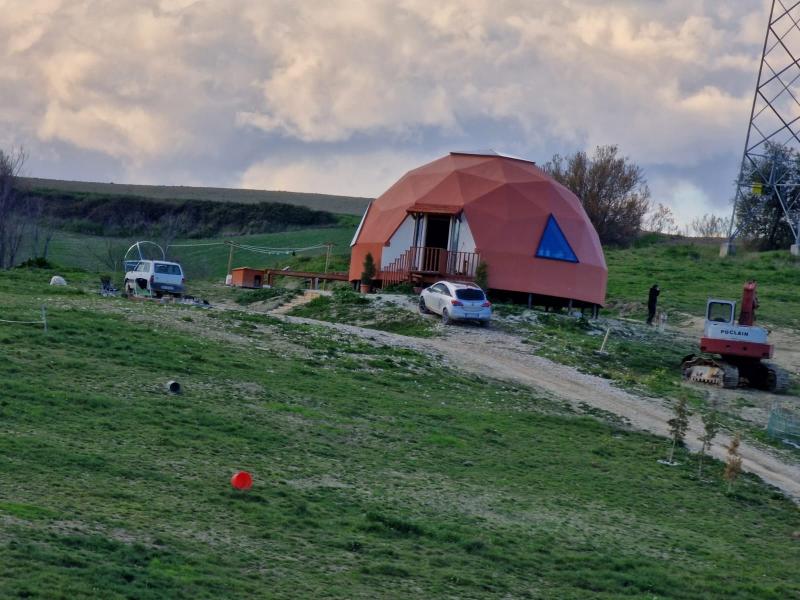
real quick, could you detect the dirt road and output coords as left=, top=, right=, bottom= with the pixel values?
left=281, top=314, right=800, bottom=503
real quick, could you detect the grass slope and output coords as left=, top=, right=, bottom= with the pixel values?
left=43, top=217, right=358, bottom=280
left=606, top=239, right=800, bottom=328
left=20, top=177, right=371, bottom=216
left=0, top=267, right=799, bottom=599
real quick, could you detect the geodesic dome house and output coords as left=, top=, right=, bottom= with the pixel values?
left=348, top=151, right=607, bottom=308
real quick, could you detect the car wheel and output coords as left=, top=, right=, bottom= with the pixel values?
left=441, top=308, right=450, bottom=325
left=419, top=297, right=430, bottom=314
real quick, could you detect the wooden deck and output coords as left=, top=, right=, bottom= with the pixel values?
left=379, top=246, right=480, bottom=287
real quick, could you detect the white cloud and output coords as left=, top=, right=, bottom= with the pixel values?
left=0, top=0, right=778, bottom=218
left=239, top=149, right=434, bottom=198
left=651, top=178, right=729, bottom=229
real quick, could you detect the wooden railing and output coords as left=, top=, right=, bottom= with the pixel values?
left=379, top=246, right=480, bottom=286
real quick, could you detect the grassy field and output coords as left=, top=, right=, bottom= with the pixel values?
left=20, top=177, right=371, bottom=216
left=43, top=216, right=359, bottom=280
left=1, top=266, right=799, bottom=598
left=606, top=237, right=800, bottom=328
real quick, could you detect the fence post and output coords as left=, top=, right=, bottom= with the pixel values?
left=41, top=305, right=47, bottom=333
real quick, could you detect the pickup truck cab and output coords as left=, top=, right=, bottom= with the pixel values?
left=124, top=260, right=185, bottom=297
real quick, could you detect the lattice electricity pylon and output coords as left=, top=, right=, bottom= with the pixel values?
left=729, top=0, right=800, bottom=245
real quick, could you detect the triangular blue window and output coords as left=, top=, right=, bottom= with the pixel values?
left=535, top=215, right=578, bottom=263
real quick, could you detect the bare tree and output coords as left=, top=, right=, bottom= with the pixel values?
left=544, top=145, right=651, bottom=246
left=160, top=212, right=190, bottom=258
left=645, top=203, right=679, bottom=234
left=88, top=239, right=129, bottom=274
left=0, top=148, right=27, bottom=268
left=690, top=214, right=731, bottom=238
left=26, top=195, right=56, bottom=260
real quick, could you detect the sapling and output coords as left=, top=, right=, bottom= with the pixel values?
left=724, top=433, right=743, bottom=494
left=698, top=408, right=719, bottom=478
left=666, top=397, right=689, bottom=464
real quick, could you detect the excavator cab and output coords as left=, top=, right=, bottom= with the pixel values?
left=684, top=286, right=788, bottom=393
left=706, top=300, right=735, bottom=324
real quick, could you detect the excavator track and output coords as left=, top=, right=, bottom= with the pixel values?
left=681, top=355, right=739, bottom=389
left=763, top=363, right=790, bottom=394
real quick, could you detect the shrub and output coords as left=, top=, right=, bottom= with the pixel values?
left=361, top=253, right=376, bottom=284
left=475, top=261, right=489, bottom=290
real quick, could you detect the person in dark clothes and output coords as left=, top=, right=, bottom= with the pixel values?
left=647, top=284, right=660, bottom=325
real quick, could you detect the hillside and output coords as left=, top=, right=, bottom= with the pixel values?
left=606, top=237, right=800, bottom=329
left=1, top=267, right=798, bottom=598
left=19, top=177, right=372, bottom=216
left=40, top=223, right=357, bottom=279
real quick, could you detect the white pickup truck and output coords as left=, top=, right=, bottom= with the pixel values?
left=124, top=260, right=185, bottom=298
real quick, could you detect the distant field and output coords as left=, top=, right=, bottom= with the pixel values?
left=44, top=218, right=358, bottom=280
left=19, top=177, right=371, bottom=216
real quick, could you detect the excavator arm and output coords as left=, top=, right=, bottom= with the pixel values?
left=738, top=280, right=758, bottom=326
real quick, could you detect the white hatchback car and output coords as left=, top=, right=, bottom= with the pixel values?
left=419, top=281, right=492, bottom=326
left=124, top=260, right=185, bottom=298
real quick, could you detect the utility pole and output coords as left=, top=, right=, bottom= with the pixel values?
left=725, top=1, right=800, bottom=257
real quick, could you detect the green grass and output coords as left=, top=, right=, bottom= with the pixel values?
left=233, top=287, right=300, bottom=306
left=1, top=266, right=799, bottom=598
left=498, top=311, right=699, bottom=401
left=289, top=288, right=437, bottom=337
left=42, top=216, right=358, bottom=280
left=605, top=240, right=800, bottom=328
left=492, top=307, right=799, bottom=458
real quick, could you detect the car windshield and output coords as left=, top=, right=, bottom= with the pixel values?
left=155, top=263, right=182, bottom=275
left=455, top=288, right=485, bottom=301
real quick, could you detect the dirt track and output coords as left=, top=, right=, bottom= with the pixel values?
left=281, top=313, right=800, bottom=503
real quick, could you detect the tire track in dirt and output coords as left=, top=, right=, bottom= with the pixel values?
left=281, top=315, right=800, bottom=503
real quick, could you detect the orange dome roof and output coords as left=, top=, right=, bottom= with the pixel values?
left=349, top=152, right=607, bottom=306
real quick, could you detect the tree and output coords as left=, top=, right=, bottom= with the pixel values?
left=88, top=239, right=129, bottom=273
left=544, top=145, right=651, bottom=246
left=735, top=142, right=800, bottom=250
left=25, top=195, right=56, bottom=260
left=666, top=397, right=689, bottom=464
left=697, top=408, right=719, bottom=478
left=690, top=214, right=731, bottom=238
left=361, top=252, right=376, bottom=284
left=724, top=433, right=743, bottom=493
left=645, top=203, right=679, bottom=234
left=0, top=148, right=27, bottom=269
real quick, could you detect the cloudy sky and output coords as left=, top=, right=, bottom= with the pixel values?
left=0, top=0, right=776, bottom=224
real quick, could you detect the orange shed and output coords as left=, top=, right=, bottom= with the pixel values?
left=230, top=267, right=266, bottom=289
left=349, top=151, right=607, bottom=308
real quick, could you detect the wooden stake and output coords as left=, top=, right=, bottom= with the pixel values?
left=322, top=243, right=332, bottom=291
left=599, top=327, right=610, bottom=353
left=226, top=242, right=235, bottom=275
left=41, top=305, right=47, bottom=333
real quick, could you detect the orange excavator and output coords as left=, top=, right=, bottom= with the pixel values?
left=681, top=281, right=789, bottom=393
